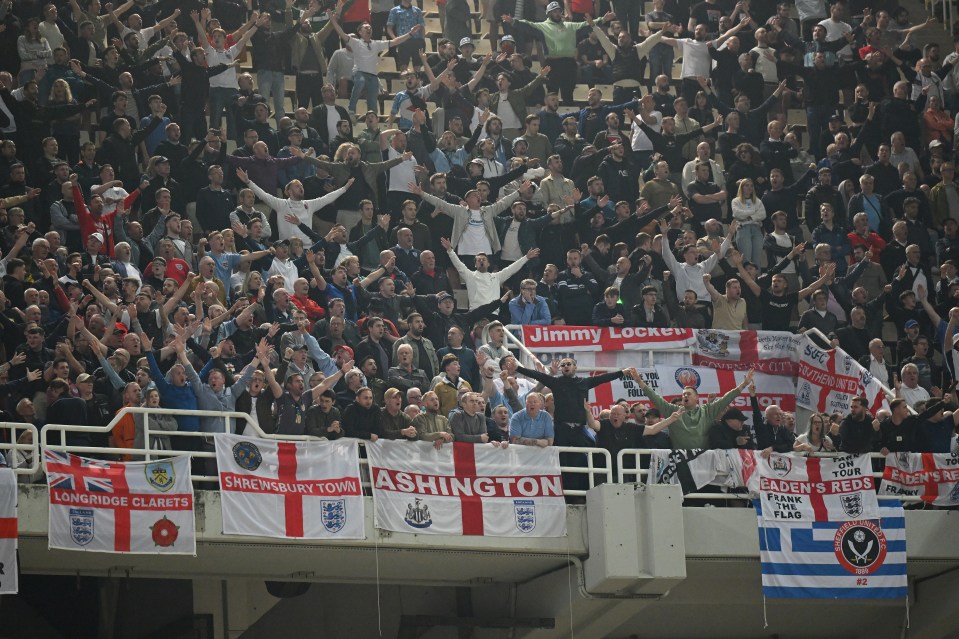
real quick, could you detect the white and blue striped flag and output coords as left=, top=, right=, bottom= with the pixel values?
left=756, top=499, right=907, bottom=599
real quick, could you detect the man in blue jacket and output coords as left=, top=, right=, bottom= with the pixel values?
left=509, top=279, right=552, bottom=325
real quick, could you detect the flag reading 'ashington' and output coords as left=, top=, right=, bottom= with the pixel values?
left=46, top=451, right=195, bottom=554
left=368, top=440, right=566, bottom=537
left=215, top=434, right=364, bottom=539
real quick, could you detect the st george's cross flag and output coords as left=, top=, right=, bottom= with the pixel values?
left=880, top=452, right=959, bottom=504
left=758, top=453, right=880, bottom=522
left=0, top=469, right=18, bottom=594
left=214, top=434, right=364, bottom=539
left=756, top=499, right=907, bottom=599
left=45, top=451, right=195, bottom=554
left=368, top=440, right=566, bottom=537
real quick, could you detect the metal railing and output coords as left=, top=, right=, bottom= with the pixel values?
left=615, top=449, right=919, bottom=502
left=28, top=408, right=614, bottom=497
left=0, top=423, right=39, bottom=476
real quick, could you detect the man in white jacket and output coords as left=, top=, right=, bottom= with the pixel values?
left=438, top=236, right=539, bottom=310
left=236, top=168, right=353, bottom=241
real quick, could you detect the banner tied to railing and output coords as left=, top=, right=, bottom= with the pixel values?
left=46, top=451, right=195, bottom=554
left=759, top=454, right=879, bottom=522
left=214, top=434, right=364, bottom=539
left=367, top=440, right=566, bottom=537
left=0, top=468, right=17, bottom=594
left=880, top=452, right=959, bottom=505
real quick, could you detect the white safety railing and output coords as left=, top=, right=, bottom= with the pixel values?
left=0, top=423, right=39, bottom=476
left=615, top=449, right=919, bottom=502
left=30, top=408, right=614, bottom=497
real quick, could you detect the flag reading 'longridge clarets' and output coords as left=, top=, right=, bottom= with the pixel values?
left=214, top=434, right=364, bottom=539
left=0, top=468, right=18, bottom=594
left=368, top=441, right=566, bottom=537
left=880, top=452, right=959, bottom=505
left=46, top=451, right=195, bottom=554
left=759, top=453, right=879, bottom=522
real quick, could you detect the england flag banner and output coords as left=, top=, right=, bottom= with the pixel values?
left=647, top=449, right=758, bottom=494
left=368, top=440, right=566, bottom=537
left=692, top=330, right=801, bottom=376
left=0, top=468, right=18, bottom=594
left=590, top=366, right=796, bottom=419
left=880, top=452, right=959, bottom=504
left=214, top=434, right=364, bottom=539
left=796, top=337, right=889, bottom=415
left=520, top=325, right=695, bottom=352
left=759, top=454, right=879, bottom=522
left=757, top=499, right=908, bottom=599
left=46, top=451, right=195, bottom=554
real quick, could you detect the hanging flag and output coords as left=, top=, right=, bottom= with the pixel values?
left=46, top=451, right=195, bottom=554
left=520, top=325, right=695, bottom=352
left=757, top=499, right=908, bottom=599
left=796, top=336, right=889, bottom=415
left=880, top=452, right=959, bottom=505
left=0, top=468, right=17, bottom=594
left=647, top=449, right=753, bottom=494
left=214, top=434, right=364, bottom=540
left=759, top=453, right=879, bottom=522
left=692, top=330, right=801, bottom=376
left=368, top=440, right=566, bottom=537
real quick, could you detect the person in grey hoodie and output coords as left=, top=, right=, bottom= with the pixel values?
left=449, top=392, right=507, bottom=447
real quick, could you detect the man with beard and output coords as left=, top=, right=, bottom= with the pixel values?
left=659, top=17, right=752, bottom=103
left=632, top=366, right=755, bottom=448
left=392, top=313, right=438, bottom=381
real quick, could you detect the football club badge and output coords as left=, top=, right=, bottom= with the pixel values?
left=514, top=499, right=536, bottom=533
left=70, top=508, right=95, bottom=546
left=145, top=461, right=175, bottom=492
left=320, top=499, right=346, bottom=533
left=232, top=441, right=263, bottom=471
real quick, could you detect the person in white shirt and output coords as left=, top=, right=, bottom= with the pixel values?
left=817, top=2, right=852, bottom=62
left=439, top=236, right=539, bottom=310
left=681, top=141, right=725, bottom=196
left=195, top=10, right=261, bottom=138
left=380, top=128, right=418, bottom=215
left=38, top=3, right=65, bottom=50
left=327, top=9, right=424, bottom=115
left=235, top=167, right=352, bottom=241
left=659, top=16, right=751, bottom=103
left=660, top=218, right=738, bottom=301
left=730, top=178, right=766, bottom=265
left=120, top=8, right=180, bottom=51
left=898, top=363, right=930, bottom=407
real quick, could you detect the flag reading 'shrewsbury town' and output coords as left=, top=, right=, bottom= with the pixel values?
left=368, top=440, right=566, bottom=537
left=0, top=468, right=18, bottom=593
left=756, top=499, right=907, bottom=599
left=46, top=451, right=195, bottom=554
left=215, top=434, right=364, bottom=539
left=880, top=452, right=959, bottom=504
left=759, top=453, right=879, bottom=522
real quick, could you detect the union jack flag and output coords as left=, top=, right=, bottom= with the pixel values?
left=45, top=450, right=118, bottom=493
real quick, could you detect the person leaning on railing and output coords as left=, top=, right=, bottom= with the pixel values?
left=630, top=366, right=755, bottom=449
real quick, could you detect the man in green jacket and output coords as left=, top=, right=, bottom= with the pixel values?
left=503, top=2, right=615, bottom=105
left=630, top=366, right=755, bottom=449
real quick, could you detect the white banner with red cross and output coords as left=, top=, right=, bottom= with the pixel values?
left=367, top=440, right=566, bottom=537
left=758, top=453, right=880, bottom=522
left=45, top=451, right=195, bottom=554
left=795, top=336, right=889, bottom=415
left=589, top=366, right=796, bottom=421
left=0, top=469, right=17, bottom=594
left=214, top=434, right=364, bottom=540
left=880, top=452, right=959, bottom=504
left=520, top=325, right=695, bottom=352
left=691, top=330, right=802, bottom=376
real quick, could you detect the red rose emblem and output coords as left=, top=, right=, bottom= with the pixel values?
left=150, top=516, right=180, bottom=547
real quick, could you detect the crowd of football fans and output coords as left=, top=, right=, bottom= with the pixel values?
left=1, top=0, right=958, bottom=481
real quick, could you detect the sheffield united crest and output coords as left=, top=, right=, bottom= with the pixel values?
left=70, top=507, right=95, bottom=546
left=320, top=499, right=346, bottom=533
left=514, top=499, right=536, bottom=533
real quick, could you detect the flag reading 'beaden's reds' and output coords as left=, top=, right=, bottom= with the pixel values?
left=0, top=468, right=18, bottom=594
left=215, top=434, right=364, bottom=539
left=368, top=441, right=566, bottom=537
left=759, top=453, right=879, bottom=522
left=880, top=452, right=959, bottom=505
left=46, top=451, right=195, bottom=554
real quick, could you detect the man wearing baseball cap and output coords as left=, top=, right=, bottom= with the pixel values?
left=502, top=3, right=616, bottom=105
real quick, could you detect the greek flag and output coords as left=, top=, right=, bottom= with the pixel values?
left=756, top=499, right=907, bottom=599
